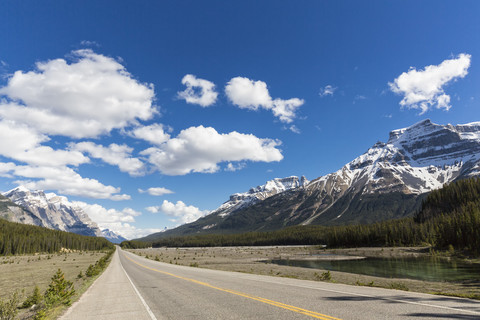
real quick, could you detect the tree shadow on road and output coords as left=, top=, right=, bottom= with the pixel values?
left=324, top=294, right=480, bottom=315
left=404, top=313, right=479, bottom=319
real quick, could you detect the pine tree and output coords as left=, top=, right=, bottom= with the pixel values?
left=44, top=269, right=75, bottom=307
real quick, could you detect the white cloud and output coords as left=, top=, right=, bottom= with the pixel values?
left=140, top=125, right=283, bottom=175
left=138, top=187, right=174, bottom=196
left=0, top=162, right=16, bottom=177
left=225, top=77, right=304, bottom=123
left=101, top=222, right=162, bottom=240
left=130, top=123, right=171, bottom=146
left=146, top=200, right=208, bottom=225
left=288, top=125, right=301, bottom=134
left=225, top=77, right=272, bottom=109
left=0, top=121, right=130, bottom=200
left=75, top=202, right=141, bottom=224
left=71, top=142, right=145, bottom=176
left=74, top=201, right=161, bottom=239
left=353, top=95, right=367, bottom=104
left=0, top=119, right=89, bottom=167
left=319, top=85, right=336, bottom=97
left=145, top=206, right=160, bottom=213
left=389, top=53, right=471, bottom=114
left=177, top=74, right=218, bottom=107
left=0, top=49, right=156, bottom=138
left=10, top=164, right=130, bottom=200
left=80, top=40, right=100, bottom=47
left=271, top=98, right=304, bottom=123
left=225, top=162, right=246, bottom=172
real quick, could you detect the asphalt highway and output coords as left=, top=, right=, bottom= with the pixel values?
left=63, top=247, right=480, bottom=319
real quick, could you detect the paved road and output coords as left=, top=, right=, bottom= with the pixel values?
left=61, top=248, right=154, bottom=320
left=64, top=247, right=480, bottom=319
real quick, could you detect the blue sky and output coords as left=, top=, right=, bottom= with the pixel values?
left=0, top=1, right=479, bottom=238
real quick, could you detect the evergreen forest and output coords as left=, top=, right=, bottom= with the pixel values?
left=0, top=219, right=114, bottom=255
left=122, top=177, right=480, bottom=254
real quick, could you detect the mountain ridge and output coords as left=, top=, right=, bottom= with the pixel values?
left=1, top=187, right=126, bottom=243
left=140, top=119, right=480, bottom=241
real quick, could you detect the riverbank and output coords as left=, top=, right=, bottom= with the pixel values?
left=129, top=246, right=480, bottom=300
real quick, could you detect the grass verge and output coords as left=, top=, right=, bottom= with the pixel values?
left=0, top=248, right=115, bottom=319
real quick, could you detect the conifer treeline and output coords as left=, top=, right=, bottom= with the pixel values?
left=0, top=219, right=114, bottom=255
left=122, top=177, right=480, bottom=253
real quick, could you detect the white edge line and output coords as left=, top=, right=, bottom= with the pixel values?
left=120, top=255, right=158, bottom=320
left=123, top=250, right=480, bottom=316
left=251, top=277, right=480, bottom=315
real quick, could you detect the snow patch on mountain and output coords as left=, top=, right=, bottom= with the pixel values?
left=2, top=187, right=125, bottom=241
left=101, top=229, right=127, bottom=243
left=209, top=120, right=480, bottom=223
left=213, top=176, right=309, bottom=218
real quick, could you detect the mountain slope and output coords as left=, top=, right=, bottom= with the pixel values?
left=101, top=229, right=127, bottom=244
left=141, top=119, right=480, bottom=241
left=0, top=194, right=43, bottom=225
left=1, top=187, right=124, bottom=242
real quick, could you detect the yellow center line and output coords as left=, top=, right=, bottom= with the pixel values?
left=122, top=253, right=342, bottom=320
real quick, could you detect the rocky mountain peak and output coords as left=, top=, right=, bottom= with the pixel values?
left=160, top=120, right=480, bottom=237
left=1, top=186, right=125, bottom=241
left=214, top=175, right=310, bottom=218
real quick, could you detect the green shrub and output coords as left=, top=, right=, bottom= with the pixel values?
left=85, top=264, right=98, bottom=277
left=314, top=271, right=332, bottom=281
left=389, top=282, right=409, bottom=291
left=0, top=291, right=19, bottom=320
left=21, top=285, right=42, bottom=309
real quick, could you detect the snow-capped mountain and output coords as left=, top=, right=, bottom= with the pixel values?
left=212, top=176, right=309, bottom=218
left=141, top=119, right=480, bottom=240
left=0, top=193, right=42, bottom=225
left=101, top=229, right=127, bottom=244
left=293, top=119, right=480, bottom=224
left=1, top=186, right=124, bottom=241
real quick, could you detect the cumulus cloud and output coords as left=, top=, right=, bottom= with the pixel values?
left=140, top=125, right=283, bottom=175
left=138, top=187, right=174, bottom=196
left=177, top=74, right=218, bottom=107
left=130, top=123, right=171, bottom=146
left=319, top=85, right=337, bottom=97
left=271, top=98, right=304, bottom=123
left=389, top=53, right=471, bottom=114
left=146, top=200, right=208, bottom=225
left=225, top=77, right=304, bottom=123
left=71, top=142, right=145, bottom=176
left=102, top=223, right=162, bottom=240
left=225, top=77, right=272, bottom=109
left=0, top=119, right=89, bottom=167
left=0, top=120, right=130, bottom=201
left=0, top=162, right=16, bottom=177
left=10, top=164, right=130, bottom=200
left=75, top=202, right=141, bottom=224
left=0, top=49, right=156, bottom=138
left=74, top=201, right=161, bottom=239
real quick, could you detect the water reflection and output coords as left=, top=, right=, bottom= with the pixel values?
left=268, top=256, right=480, bottom=282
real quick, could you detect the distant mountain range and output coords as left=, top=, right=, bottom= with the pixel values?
left=0, top=186, right=126, bottom=243
left=140, top=119, right=480, bottom=241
